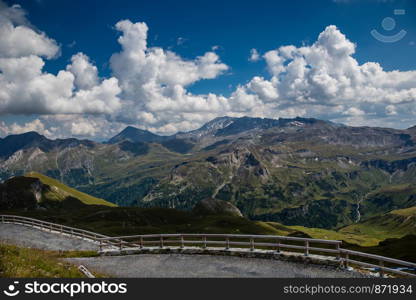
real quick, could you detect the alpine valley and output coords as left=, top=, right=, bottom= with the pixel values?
left=1, top=116, right=416, bottom=239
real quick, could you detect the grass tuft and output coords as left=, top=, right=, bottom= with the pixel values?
left=0, top=242, right=97, bottom=278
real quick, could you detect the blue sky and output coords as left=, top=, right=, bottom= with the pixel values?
left=9, top=0, right=416, bottom=93
left=1, top=0, right=416, bottom=139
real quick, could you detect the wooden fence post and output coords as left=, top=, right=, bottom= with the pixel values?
left=379, top=260, right=384, bottom=278
left=6, top=218, right=416, bottom=278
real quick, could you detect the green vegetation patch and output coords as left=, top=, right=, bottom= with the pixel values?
left=26, top=172, right=116, bottom=207
left=0, top=243, right=94, bottom=278
left=289, top=225, right=379, bottom=247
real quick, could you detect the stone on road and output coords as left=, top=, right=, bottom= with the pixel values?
left=66, top=254, right=366, bottom=278
left=0, top=223, right=98, bottom=251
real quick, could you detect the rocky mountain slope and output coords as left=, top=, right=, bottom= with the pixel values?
left=1, top=116, right=415, bottom=230
left=0, top=172, right=414, bottom=262
left=0, top=173, right=115, bottom=210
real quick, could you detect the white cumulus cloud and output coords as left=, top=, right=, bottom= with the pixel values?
left=249, top=48, right=260, bottom=62
left=1, top=0, right=416, bottom=139
left=0, top=118, right=52, bottom=136
left=0, top=2, right=59, bottom=59
left=0, top=1, right=122, bottom=117
left=66, top=53, right=99, bottom=90
left=109, top=19, right=230, bottom=133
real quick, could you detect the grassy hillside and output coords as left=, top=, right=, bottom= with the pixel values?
left=0, top=243, right=97, bottom=278
left=339, top=206, right=416, bottom=243
left=1, top=206, right=295, bottom=237
left=360, top=184, right=416, bottom=219
left=26, top=172, right=116, bottom=207
left=272, top=203, right=416, bottom=247
left=346, top=235, right=416, bottom=263
left=287, top=225, right=380, bottom=247
left=392, top=206, right=416, bottom=216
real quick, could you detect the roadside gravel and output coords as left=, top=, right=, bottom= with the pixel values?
left=66, top=254, right=367, bottom=278
left=0, top=223, right=98, bottom=251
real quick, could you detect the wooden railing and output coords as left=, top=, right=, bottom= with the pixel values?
left=97, top=233, right=341, bottom=256
left=341, top=249, right=416, bottom=278
left=1, top=214, right=415, bottom=278
left=97, top=233, right=416, bottom=278
left=0, top=214, right=109, bottom=243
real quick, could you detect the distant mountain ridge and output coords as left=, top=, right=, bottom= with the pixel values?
left=1, top=115, right=416, bottom=232
left=0, top=131, right=95, bottom=160
left=108, top=126, right=167, bottom=144
left=2, top=116, right=413, bottom=155
left=107, top=116, right=336, bottom=143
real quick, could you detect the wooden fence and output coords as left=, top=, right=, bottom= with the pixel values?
left=0, top=214, right=109, bottom=242
left=1, top=214, right=415, bottom=278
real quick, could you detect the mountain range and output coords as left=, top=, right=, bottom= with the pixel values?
left=1, top=116, right=416, bottom=231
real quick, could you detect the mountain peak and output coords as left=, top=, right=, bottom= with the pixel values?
left=123, top=126, right=144, bottom=132
left=198, top=116, right=236, bottom=131
left=8, top=131, right=44, bottom=140
left=175, top=116, right=236, bottom=139
left=214, top=116, right=281, bottom=136
left=0, top=131, right=48, bottom=159
left=108, top=126, right=165, bottom=144
left=175, top=116, right=337, bottom=139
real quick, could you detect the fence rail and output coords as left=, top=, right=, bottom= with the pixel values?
left=1, top=214, right=415, bottom=278
left=0, top=214, right=109, bottom=243
left=97, top=233, right=342, bottom=254
left=97, top=233, right=416, bottom=278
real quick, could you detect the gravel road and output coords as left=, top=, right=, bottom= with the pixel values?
left=0, top=223, right=367, bottom=278
left=0, top=223, right=98, bottom=251
left=66, top=254, right=366, bottom=278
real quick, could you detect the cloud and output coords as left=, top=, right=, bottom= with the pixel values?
left=249, top=48, right=260, bottom=62
left=0, top=2, right=59, bottom=59
left=3, top=114, right=127, bottom=140
left=1, top=0, right=416, bottom=139
left=0, top=53, right=122, bottom=115
left=110, top=20, right=228, bottom=88
left=0, top=118, right=52, bottom=136
left=66, top=53, right=99, bottom=90
left=235, top=25, right=416, bottom=128
left=0, top=1, right=122, bottom=118
left=176, top=37, right=187, bottom=46
left=343, top=107, right=365, bottom=116
left=109, top=19, right=230, bottom=133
